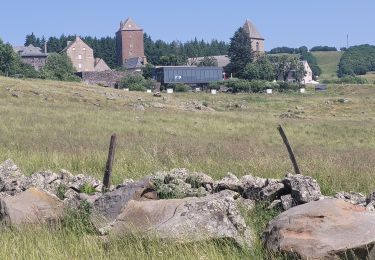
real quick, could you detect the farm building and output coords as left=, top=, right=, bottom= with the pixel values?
left=153, top=66, right=223, bottom=86
left=13, top=44, right=48, bottom=70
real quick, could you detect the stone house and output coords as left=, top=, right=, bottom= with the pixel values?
left=116, top=18, right=146, bottom=68
left=62, top=36, right=110, bottom=72
left=13, top=44, right=48, bottom=70
left=94, top=58, right=111, bottom=72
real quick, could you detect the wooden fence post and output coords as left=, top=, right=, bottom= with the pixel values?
left=277, top=125, right=301, bottom=175
left=102, top=134, right=117, bottom=192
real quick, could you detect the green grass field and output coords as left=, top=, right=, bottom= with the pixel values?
left=312, top=51, right=343, bottom=80
left=0, top=76, right=375, bottom=259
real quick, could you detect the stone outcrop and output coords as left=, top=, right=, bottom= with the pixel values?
left=334, top=191, right=367, bottom=206
left=0, top=188, right=64, bottom=226
left=0, top=159, right=28, bottom=196
left=105, top=190, right=252, bottom=248
left=282, top=173, right=322, bottom=204
left=262, top=199, right=375, bottom=259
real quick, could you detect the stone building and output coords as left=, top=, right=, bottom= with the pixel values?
left=116, top=18, right=146, bottom=68
left=13, top=44, right=48, bottom=70
left=94, top=58, right=111, bottom=72
left=62, top=36, right=110, bottom=72
left=243, top=20, right=265, bottom=55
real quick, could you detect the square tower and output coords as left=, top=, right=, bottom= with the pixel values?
left=116, top=18, right=146, bottom=67
left=243, top=20, right=265, bottom=55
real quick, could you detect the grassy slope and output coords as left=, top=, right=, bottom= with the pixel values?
left=312, top=51, right=343, bottom=80
left=0, top=76, right=375, bottom=259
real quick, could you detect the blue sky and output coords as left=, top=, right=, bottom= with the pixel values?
left=1, top=0, right=374, bottom=50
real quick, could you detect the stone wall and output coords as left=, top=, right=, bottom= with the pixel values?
left=22, top=57, right=47, bottom=71
left=76, top=71, right=136, bottom=88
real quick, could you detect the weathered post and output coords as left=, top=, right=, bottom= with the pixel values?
left=277, top=125, right=301, bottom=175
left=103, top=134, right=117, bottom=192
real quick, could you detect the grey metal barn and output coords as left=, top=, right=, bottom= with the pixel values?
left=153, top=66, right=223, bottom=85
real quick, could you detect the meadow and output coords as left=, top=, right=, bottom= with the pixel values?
left=312, top=51, right=343, bottom=80
left=0, top=76, right=374, bottom=259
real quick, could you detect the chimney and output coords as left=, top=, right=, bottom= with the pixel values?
left=44, top=42, right=47, bottom=54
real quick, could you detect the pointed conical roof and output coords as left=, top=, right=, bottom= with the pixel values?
left=119, top=18, right=142, bottom=31
left=243, top=20, right=264, bottom=40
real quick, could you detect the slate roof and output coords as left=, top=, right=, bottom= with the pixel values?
left=13, top=44, right=47, bottom=57
left=243, top=20, right=264, bottom=40
left=119, top=18, right=142, bottom=31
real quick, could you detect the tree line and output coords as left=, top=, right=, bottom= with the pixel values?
left=338, top=44, right=375, bottom=77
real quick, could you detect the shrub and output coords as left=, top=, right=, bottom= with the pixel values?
left=208, top=81, right=222, bottom=90
left=226, top=79, right=251, bottom=93
left=128, top=83, right=145, bottom=91
left=250, top=80, right=267, bottom=93
left=173, top=83, right=190, bottom=92
left=118, top=74, right=154, bottom=91
left=80, top=183, right=96, bottom=195
left=41, top=53, right=80, bottom=82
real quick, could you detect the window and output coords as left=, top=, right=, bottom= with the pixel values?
left=78, top=55, right=82, bottom=60
left=83, top=47, right=86, bottom=51
left=78, top=64, right=82, bottom=69
left=72, top=47, right=76, bottom=51
left=129, top=44, right=133, bottom=48
left=256, top=42, right=260, bottom=52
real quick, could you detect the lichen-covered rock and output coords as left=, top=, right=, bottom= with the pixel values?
left=107, top=190, right=253, bottom=249
left=0, top=159, right=28, bottom=196
left=259, top=179, right=286, bottom=201
left=282, top=173, right=321, bottom=204
left=262, top=199, right=375, bottom=259
left=0, top=187, right=64, bottom=226
left=151, top=169, right=212, bottom=198
left=280, top=194, right=294, bottom=211
left=236, top=197, right=255, bottom=211
left=334, top=191, right=366, bottom=206
left=240, top=175, right=267, bottom=199
left=216, top=173, right=242, bottom=192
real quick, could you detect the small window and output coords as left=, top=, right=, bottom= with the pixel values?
left=83, top=47, right=86, bottom=51
left=256, top=42, right=260, bottom=52
left=129, top=44, right=133, bottom=48
left=72, top=47, right=76, bottom=51
left=78, top=64, right=82, bottom=69
left=78, top=55, right=82, bottom=60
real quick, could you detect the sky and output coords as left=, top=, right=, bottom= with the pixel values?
left=1, top=0, right=375, bottom=50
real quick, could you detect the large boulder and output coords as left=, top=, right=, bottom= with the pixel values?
left=93, top=178, right=155, bottom=222
left=0, top=159, right=28, bottom=195
left=107, top=190, right=252, bottom=249
left=0, top=187, right=64, bottom=226
left=282, top=174, right=322, bottom=204
left=262, top=199, right=375, bottom=259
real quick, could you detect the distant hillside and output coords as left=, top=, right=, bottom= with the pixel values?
left=312, top=51, right=343, bottom=80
